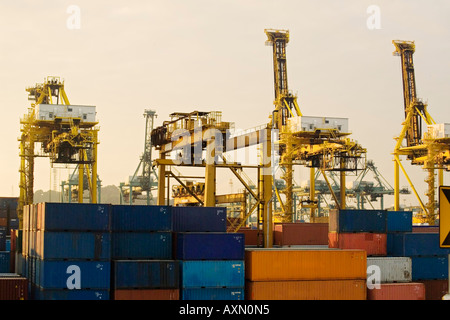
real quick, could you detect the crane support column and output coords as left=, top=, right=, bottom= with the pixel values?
left=157, top=151, right=166, bottom=205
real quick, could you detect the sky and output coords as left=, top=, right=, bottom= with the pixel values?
left=1, top=0, right=450, bottom=208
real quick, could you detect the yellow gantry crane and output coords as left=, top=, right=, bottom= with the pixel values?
left=18, top=76, right=100, bottom=228
left=392, top=40, right=450, bottom=225
left=265, top=29, right=367, bottom=223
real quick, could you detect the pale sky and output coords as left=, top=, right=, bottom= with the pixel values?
left=1, top=1, right=450, bottom=208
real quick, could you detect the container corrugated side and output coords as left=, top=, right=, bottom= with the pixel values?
left=367, top=283, right=425, bottom=300
left=417, top=280, right=449, bottom=300
left=388, top=233, right=450, bottom=256
left=111, top=205, right=171, bottom=232
left=0, top=227, right=5, bottom=251
left=386, top=211, right=412, bottom=232
left=35, top=259, right=111, bottom=289
left=328, top=232, right=387, bottom=256
left=181, top=288, right=244, bottom=300
left=113, top=288, right=179, bottom=300
left=245, top=280, right=366, bottom=300
left=181, top=260, right=244, bottom=288
left=245, top=248, right=367, bottom=281
left=32, top=286, right=109, bottom=300
left=111, top=232, right=172, bottom=259
left=37, top=202, right=111, bottom=231
left=274, top=223, right=328, bottom=246
left=329, top=209, right=387, bottom=233
left=0, top=251, right=10, bottom=273
left=411, top=256, right=448, bottom=280
left=0, top=276, right=28, bottom=300
left=172, top=206, right=226, bottom=232
left=113, top=260, right=179, bottom=289
left=36, top=231, right=111, bottom=260
left=367, top=257, right=412, bottom=283
left=175, top=232, right=245, bottom=260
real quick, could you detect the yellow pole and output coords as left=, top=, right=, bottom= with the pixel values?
left=310, top=167, right=316, bottom=221
left=262, top=128, right=272, bottom=248
left=91, top=130, right=98, bottom=203
left=157, top=152, right=166, bottom=205
left=78, top=161, right=84, bottom=203
left=204, top=137, right=216, bottom=207
left=340, top=159, right=346, bottom=209
left=394, top=157, right=400, bottom=211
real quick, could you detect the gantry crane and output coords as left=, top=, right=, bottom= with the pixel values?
left=392, top=40, right=450, bottom=224
left=265, top=29, right=367, bottom=222
left=18, top=76, right=99, bottom=228
left=119, top=109, right=158, bottom=205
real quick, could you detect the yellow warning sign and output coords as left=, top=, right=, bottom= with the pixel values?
left=439, top=186, right=450, bottom=248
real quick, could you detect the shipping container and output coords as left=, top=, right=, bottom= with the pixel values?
left=113, top=288, right=179, bottom=300
left=35, top=231, right=111, bottom=260
left=329, top=209, right=387, bottom=233
left=112, top=232, right=172, bottom=259
left=0, top=227, right=5, bottom=251
left=0, top=251, right=10, bottom=273
left=386, top=211, right=412, bottom=232
left=388, top=232, right=450, bottom=257
left=181, top=287, right=244, bottom=300
left=36, top=202, right=111, bottom=231
left=32, top=287, right=109, bottom=300
left=237, top=228, right=261, bottom=246
left=417, top=280, right=449, bottom=300
left=175, top=232, right=245, bottom=260
left=181, top=260, right=244, bottom=288
left=35, top=259, right=111, bottom=289
left=328, top=232, right=387, bottom=256
left=367, top=282, right=425, bottom=300
left=0, top=274, right=28, bottom=300
left=111, top=205, right=172, bottom=232
left=411, top=256, right=448, bottom=280
left=113, top=260, right=179, bottom=289
left=412, top=226, right=439, bottom=233
left=367, top=257, right=412, bottom=283
left=274, top=223, right=328, bottom=246
left=172, top=206, right=226, bottom=232
left=245, top=280, right=366, bottom=300
left=245, top=248, right=367, bottom=281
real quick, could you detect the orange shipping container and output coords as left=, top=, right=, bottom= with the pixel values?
left=245, top=248, right=366, bottom=281
left=328, top=232, right=387, bottom=256
left=113, top=289, right=179, bottom=300
left=246, top=280, right=366, bottom=300
left=367, top=283, right=425, bottom=300
left=274, top=223, right=328, bottom=246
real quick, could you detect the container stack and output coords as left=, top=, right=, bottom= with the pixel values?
left=110, top=205, right=179, bottom=300
left=274, top=222, right=328, bottom=246
left=173, top=206, right=246, bottom=300
left=245, top=248, right=367, bottom=300
left=23, top=203, right=112, bottom=300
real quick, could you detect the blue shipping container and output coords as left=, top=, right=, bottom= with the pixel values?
left=176, top=233, right=245, bottom=260
left=386, top=211, right=412, bottom=232
left=388, top=233, right=450, bottom=257
left=113, top=260, right=179, bottom=289
left=172, top=206, right=226, bottom=232
left=0, top=251, right=10, bottom=273
left=180, top=260, right=245, bottom=288
left=111, top=232, right=172, bottom=259
left=181, top=288, right=244, bottom=300
left=35, top=259, right=111, bottom=289
left=32, top=287, right=109, bottom=300
left=330, top=209, right=387, bottom=233
left=411, top=256, right=448, bottom=280
left=38, top=203, right=111, bottom=231
left=111, top=205, right=172, bottom=232
left=37, top=232, right=111, bottom=260
left=0, top=227, right=5, bottom=251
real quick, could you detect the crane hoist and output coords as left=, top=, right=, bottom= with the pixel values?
left=392, top=40, right=450, bottom=225
left=18, top=76, right=99, bottom=228
left=265, top=29, right=367, bottom=223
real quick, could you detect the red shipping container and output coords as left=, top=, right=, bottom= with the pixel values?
left=328, top=232, right=387, bottom=256
left=237, top=228, right=261, bottom=246
left=412, top=226, right=438, bottom=233
left=113, top=289, right=179, bottom=300
left=0, top=276, right=28, bottom=300
left=367, top=283, right=425, bottom=300
left=274, top=223, right=328, bottom=246
left=417, top=280, right=449, bottom=300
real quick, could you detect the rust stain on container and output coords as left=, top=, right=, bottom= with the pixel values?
left=274, top=223, right=328, bottom=246
left=245, top=248, right=367, bottom=281
left=113, top=289, right=179, bottom=300
left=328, top=232, right=387, bottom=256
left=245, top=280, right=366, bottom=300
left=367, top=283, right=425, bottom=300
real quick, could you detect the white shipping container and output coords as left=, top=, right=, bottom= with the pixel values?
left=35, top=104, right=96, bottom=123
left=427, top=123, right=450, bottom=139
left=287, top=116, right=348, bottom=133
left=367, top=257, right=412, bottom=284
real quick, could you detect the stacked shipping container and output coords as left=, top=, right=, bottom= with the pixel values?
left=110, top=205, right=179, bottom=300
left=173, top=206, right=245, bottom=300
left=274, top=223, right=328, bottom=246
